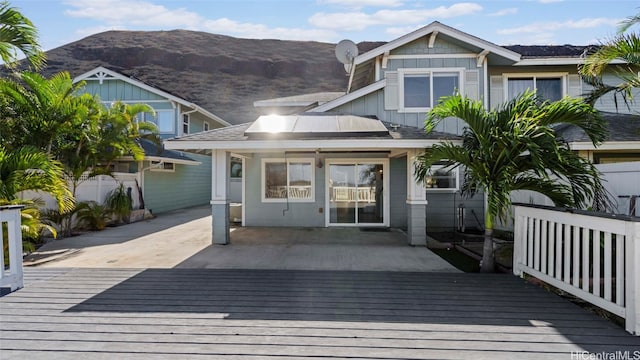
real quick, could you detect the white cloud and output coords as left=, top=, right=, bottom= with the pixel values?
left=497, top=18, right=621, bottom=35
left=74, top=25, right=127, bottom=38
left=489, top=8, right=517, bottom=17
left=539, top=0, right=563, bottom=3
left=309, top=3, right=483, bottom=30
left=319, top=0, right=404, bottom=7
left=385, top=25, right=423, bottom=37
left=62, top=0, right=338, bottom=42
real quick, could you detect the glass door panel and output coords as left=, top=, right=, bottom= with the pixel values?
left=357, top=164, right=383, bottom=224
left=329, top=164, right=356, bottom=224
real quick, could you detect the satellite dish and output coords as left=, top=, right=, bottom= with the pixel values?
left=335, top=39, right=359, bottom=65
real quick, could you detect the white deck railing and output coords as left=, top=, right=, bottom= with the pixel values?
left=513, top=204, right=640, bottom=335
left=0, top=205, right=24, bottom=293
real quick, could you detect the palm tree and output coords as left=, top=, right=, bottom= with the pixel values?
left=0, top=1, right=45, bottom=69
left=0, top=145, right=73, bottom=213
left=579, top=12, right=640, bottom=107
left=415, top=92, right=610, bottom=272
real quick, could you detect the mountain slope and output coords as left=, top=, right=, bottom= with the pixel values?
left=38, top=30, right=378, bottom=125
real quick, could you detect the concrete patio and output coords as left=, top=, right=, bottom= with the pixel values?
left=26, top=206, right=457, bottom=272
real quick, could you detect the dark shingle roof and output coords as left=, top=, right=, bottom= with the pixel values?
left=138, top=138, right=196, bottom=161
left=503, top=45, right=591, bottom=58
left=556, top=112, right=640, bottom=143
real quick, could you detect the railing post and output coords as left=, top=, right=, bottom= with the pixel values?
left=625, top=220, right=640, bottom=335
left=513, top=206, right=523, bottom=277
left=0, top=205, right=24, bottom=293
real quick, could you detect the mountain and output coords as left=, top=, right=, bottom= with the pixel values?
left=37, top=30, right=383, bottom=125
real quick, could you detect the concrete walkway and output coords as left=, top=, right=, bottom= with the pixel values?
left=26, top=206, right=458, bottom=272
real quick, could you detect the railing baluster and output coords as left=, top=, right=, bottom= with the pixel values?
left=541, top=220, right=548, bottom=274
left=604, top=232, right=612, bottom=301
left=582, top=227, right=590, bottom=292
left=534, top=218, right=541, bottom=271
left=573, top=226, right=581, bottom=287
left=593, top=230, right=601, bottom=297
left=564, top=224, right=571, bottom=284
left=548, top=221, right=555, bottom=278
left=616, top=234, right=624, bottom=307
left=527, top=217, right=534, bottom=268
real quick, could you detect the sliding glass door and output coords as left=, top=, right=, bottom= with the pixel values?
left=327, top=160, right=387, bottom=226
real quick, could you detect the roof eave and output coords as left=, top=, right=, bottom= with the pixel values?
left=568, top=141, right=640, bottom=151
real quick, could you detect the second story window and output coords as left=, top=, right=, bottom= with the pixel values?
left=399, top=69, right=460, bottom=112
left=182, top=114, right=190, bottom=134
left=155, top=110, right=174, bottom=134
left=506, top=74, right=564, bottom=102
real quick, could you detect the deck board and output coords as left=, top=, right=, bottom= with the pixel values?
left=2, top=268, right=639, bottom=359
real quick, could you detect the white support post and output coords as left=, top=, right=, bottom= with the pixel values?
left=210, top=149, right=230, bottom=245
left=625, top=221, right=640, bottom=335
left=406, top=149, right=428, bottom=246
left=512, top=206, right=523, bottom=276
left=0, top=205, right=24, bottom=293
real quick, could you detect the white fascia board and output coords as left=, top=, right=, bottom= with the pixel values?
left=74, top=66, right=230, bottom=127
left=568, top=141, right=640, bottom=151
left=353, top=22, right=521, bottom=66
left=118, top=155, right=201, bottom=165
left=309, top=79, right=386, bottom=112
left=514, top=58, right=626, bottom=66
left=254, top=100, right=315, bottom=108
left=164, top=138, right=461, bottom=151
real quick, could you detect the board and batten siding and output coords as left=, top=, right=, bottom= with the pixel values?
left=83, top=80, right=167, bottom=102
left=143, top=152, right=212, bottom=214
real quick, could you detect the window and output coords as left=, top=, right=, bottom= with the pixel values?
left=424, top=164, right=459, bottom=191
left=155, top=110, right=175, bottom=133
left=150, top=161, right=175, bottom=172
left=230, top=158, right=242, bottom=178
left=262, top=159, right=314, bottom=202
left=182, top=114, right=189, bottom=134
left=506, top=74, right=564, bottom=102
left=203, top=121, right=210, bottom=131
left=399, top=69, right=461, bottom=112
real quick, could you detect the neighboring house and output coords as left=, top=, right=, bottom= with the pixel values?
left=165, top=21, right=640, bottom=245
left=72, top=66, right=230, bottom=214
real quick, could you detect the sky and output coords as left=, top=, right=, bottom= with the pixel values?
left=13, top=0, right=640, bottom=51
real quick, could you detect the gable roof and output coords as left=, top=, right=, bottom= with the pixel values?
left=254, top=92, right=345, bottom=108
left=74, top=66, right=231, bottom=127
left=353, top=21, right=522, bottom=67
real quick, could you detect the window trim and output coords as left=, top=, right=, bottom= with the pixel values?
left=149, top=161, right=175, bottom=173
left=398, top=67, right=464, bottom=113
left=424, top=164, right=459, bottom=192
left=154, top=109, right=175, bottom=134
left=502, top=72, right=568, bottom=102
left=261, top=158, right=315, bottom=203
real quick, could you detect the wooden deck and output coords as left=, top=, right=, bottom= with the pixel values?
left=1, top=268, right=639, bottom=359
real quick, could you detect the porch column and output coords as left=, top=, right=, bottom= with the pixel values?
left=406, top=149, right=428, bottom=246
left=211, top=149, right=230, bottom=245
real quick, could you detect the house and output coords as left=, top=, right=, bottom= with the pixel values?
left=71, top=66, right=231, bottom=214
left=164, top=21, right=640, bottom=245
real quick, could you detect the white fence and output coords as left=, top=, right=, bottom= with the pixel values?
left=0, top=205, right=24, bottom=293
left=513, top=204, right=640, bottom=335
left=22, top=173, right=142, bottom=210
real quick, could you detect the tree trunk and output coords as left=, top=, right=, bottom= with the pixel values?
left=481, top=227, right=496, bottom=273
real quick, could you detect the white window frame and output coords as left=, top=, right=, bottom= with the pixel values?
left=424, top=164, right=459, bottom=192
left=261, top=158, right=315, bottom=203
left=203, top=121, right=210, bottom=131
left=182, top=114, right=190, bottom=135
left=150, top=161, right=175, bottom=173
left=398, top=67, right=464, bottom=113
left=502, top=72, right=568, bottom=102
left=154, top=109, right=175, bottom=134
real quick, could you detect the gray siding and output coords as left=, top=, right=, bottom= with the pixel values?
left=143, top=152, right=212, bottom=214
left=392, top=36, right=471, bottom=55
left=426, top=191, right=485, bottom=232
left=245, top=153, right=325, bottom=227
left=389, top=156, right=407, bottom=229
left=590, top=72, right=640, bottom=114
